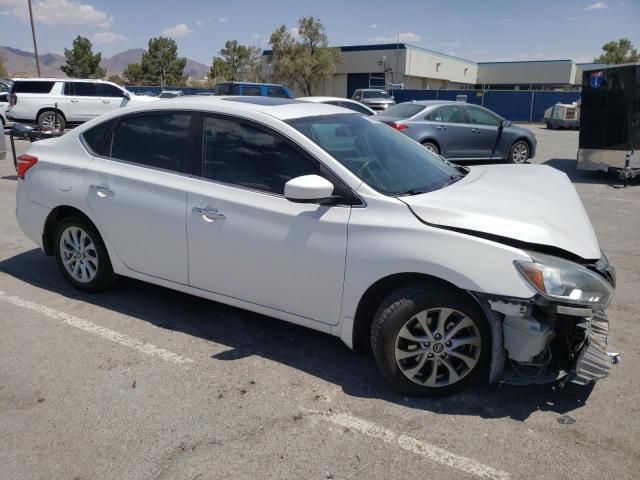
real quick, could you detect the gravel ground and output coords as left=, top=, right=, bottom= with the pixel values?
left=1, top=126, right=639, bottom=480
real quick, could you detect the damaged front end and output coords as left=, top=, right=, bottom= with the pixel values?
left=474, top=250, right=618, bottom=387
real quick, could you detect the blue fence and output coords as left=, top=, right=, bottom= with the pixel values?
left=391, top=89, right=581, bottom=122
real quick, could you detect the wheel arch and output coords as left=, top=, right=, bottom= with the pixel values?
left=42, top=205, right=95, bottom=255
left=351, top=272, right=483, bottom=353
left=419, top=138, right=441, bottom=153
left=36, top=107, right=67, bottom=123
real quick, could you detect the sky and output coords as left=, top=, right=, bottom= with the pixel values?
left=0, top=0, right=639, bottom=64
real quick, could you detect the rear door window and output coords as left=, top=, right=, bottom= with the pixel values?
left=72, top=82, right=99, bottom=97
left=434, top=105, right=465, bottom=123
left=110, top=113, right=192, bottom=172
left=13, top=81, right=55, bottom=94
left=242, top=86, right=262, bottom=96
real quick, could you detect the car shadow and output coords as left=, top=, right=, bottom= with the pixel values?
left=0, top=248, right=595, bottom=421
left=543, top=158, right=640, bottom=187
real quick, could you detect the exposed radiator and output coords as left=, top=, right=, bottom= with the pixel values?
left=570, top=311, right=612, bottom=385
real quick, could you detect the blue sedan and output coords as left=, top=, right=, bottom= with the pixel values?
left=376, top=100, right=536, bottom=163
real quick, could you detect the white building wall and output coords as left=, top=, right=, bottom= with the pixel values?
left=404, top=47, right=477, bottom=85
left=476, top=61, right=575, bottom=86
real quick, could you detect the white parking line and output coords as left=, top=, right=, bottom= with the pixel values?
left=0, top=291, right=194, bottom=366
left=307, top=409, right=510, bottom=480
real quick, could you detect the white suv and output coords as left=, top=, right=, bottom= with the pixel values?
left=14, top=97, right=616, bottom=396
left=7, top=78, right=155, bottom=131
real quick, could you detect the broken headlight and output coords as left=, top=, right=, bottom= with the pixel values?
left=514, top=252, right=614, bottom=306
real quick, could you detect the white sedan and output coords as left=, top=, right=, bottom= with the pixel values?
left=15, top=96, right=616, bottom=395
left=297, top=96, right=376, bottom=116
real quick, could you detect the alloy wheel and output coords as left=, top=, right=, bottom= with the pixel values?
left=511, top=142, right=529, bottom=163
left=423, top=143, right=439, bottom=154
left=41, top=113, right=61, bottom=131
left=394, top=308, right=481, bottom=387
left=59, top=226, right=99, bottom=283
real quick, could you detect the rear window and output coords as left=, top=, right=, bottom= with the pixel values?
left=13, top=81, right=55, bottom=94
left=381, top=103, right=426, bottom=118
left=267, top=87, right=288, bottom=98
left=362, top=90, right=390, bottom=99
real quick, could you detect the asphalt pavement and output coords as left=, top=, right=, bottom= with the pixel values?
left=1, top=126, right=639, bottom=479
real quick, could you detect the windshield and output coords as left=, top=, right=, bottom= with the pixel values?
left=287, top=114, right=463, bottom=196
left=362, top=90, right=390, bottom=99
left=380, top=103, right=426, bottom=118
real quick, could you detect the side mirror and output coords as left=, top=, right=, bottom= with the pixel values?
left=123, top=91, right=131, bottom=100
left=284, top=175, right=334, bottom=203
left=500, top=119, right=511, bottom=128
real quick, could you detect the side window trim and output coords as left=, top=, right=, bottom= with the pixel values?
left=196, top=112, right=363, bottom=206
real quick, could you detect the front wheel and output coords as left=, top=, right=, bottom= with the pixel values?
left=371, top=285, right=490, bottom=396
left=54, top=215, right=116, bottom=292
left=509, top=140, right=530, bottom=164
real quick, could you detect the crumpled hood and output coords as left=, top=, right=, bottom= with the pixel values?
left=401, top=164, right=601, bottom=260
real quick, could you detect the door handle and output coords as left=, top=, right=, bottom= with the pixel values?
left=192, top=206, right=226, bottom=221
left=102, top=100, right=110, bottom=104
left=436, top=125, right=447, bottom=131
left=471, top=128, right=480, bottom=134
left=70, top=99, right=79, bottom=103
left=89, top=184, right=114, bottom=198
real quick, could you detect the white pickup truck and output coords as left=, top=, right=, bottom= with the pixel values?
left=7, top=78, right=156, bottom=131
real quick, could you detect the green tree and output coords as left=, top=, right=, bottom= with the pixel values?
left=268, top=17, right=341, bottom=95
left=208, top=56, right=229, bottom=83
left=140, top=36, right=186, bottom=86
left=0, top=56, right=7, bottom=78
left=123, top=63, right=145, bottom=85
left=210, top=41, right=263, bottom=82
left=106, top=74, right=125, bottom=85
left=60, top=35, right=105, bottom=78
left=594, top=38, right=640, bottom=65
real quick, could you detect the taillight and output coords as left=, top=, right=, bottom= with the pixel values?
left=17, top=154, right=38, bottom=179
left=9, top=93, right=17, bottom=106
left=390, top=122, right=408, bottom=131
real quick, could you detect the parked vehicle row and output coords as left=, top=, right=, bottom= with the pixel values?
left=7, top=78, right=156, bottom=131
left=14, top=96, right=615, bottom=396
left=376, top=100, right=536, bottom=163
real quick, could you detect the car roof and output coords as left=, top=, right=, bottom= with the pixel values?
left=401, top=100, right=464, bottom=107
left=357, top=88, right=386, bottom=92
left=297, top=96, right=359, bottom=103
left=103, top=95, right=352, bottom=121
left=216, top=81, right=287, bottom=87
left=12, top=78, right=111, bottom=83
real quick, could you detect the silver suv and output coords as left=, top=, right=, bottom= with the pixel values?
left=351, top=89, right=395, bottom=111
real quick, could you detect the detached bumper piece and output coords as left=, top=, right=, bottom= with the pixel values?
left=570, top=311, right=613, bottom=385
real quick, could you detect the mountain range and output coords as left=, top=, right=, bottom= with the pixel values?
left=0, top=46, right=210, bottom=79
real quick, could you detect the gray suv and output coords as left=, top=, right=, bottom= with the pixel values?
left=352, top=89, right=395, bottom=111
left=376, top=100, right=537, bottom=163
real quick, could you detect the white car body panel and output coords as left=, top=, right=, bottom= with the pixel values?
left=401, top=164, right=600, bottom=260
left=187, top=177, right=350, bottom=324
left=14, top=98, right=603, bottom=353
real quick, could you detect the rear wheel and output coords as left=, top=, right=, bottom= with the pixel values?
left=509, top=140, right=530, bottom=164
left=37, top=110, right=65, bottom=132
left=371, top=285, right=490, bottom=396
left=421, top=141, right=440, bottom=155
left=54, top=215, right=116, bottom=292
left=546, top=121, right=553, bottom=130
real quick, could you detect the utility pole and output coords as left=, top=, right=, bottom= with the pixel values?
left=28, top=0, right=41, bottom=77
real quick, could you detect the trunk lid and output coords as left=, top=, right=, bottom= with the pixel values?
left=400, top=164, right=600, bottom=260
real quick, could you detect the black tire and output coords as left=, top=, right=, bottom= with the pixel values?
left=37, top=110, right=65, bottom=132
left=508, top=140, right=530, bottom=164
left=546, top=121, right=553, bottom=130
left=421, top=141, right=440, bottom=155
left=371, top=284, right=490, bottom=397
left=54, top=215, right=117, bottom=292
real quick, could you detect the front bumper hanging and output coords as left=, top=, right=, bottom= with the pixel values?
left=569, top=311, right=614, bottom=385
